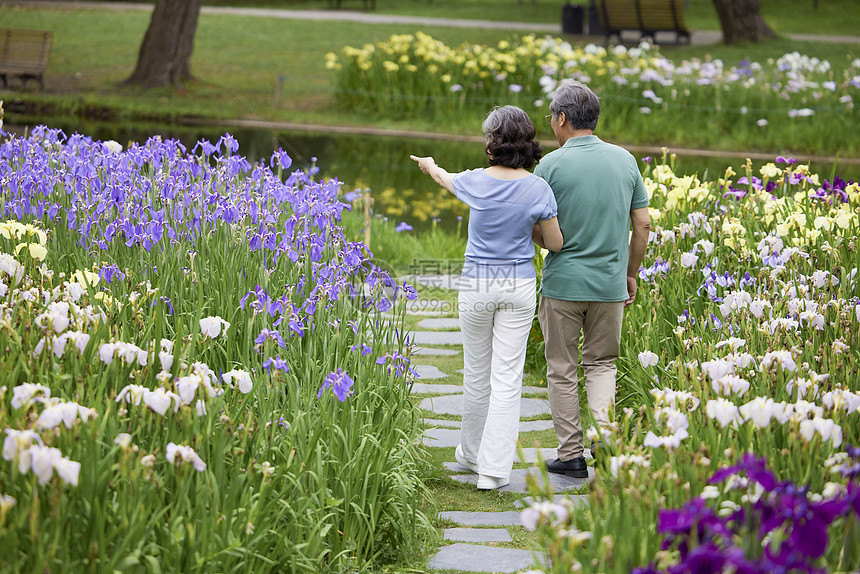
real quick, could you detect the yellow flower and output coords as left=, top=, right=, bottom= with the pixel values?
left=846, top=183, right=860, bottom=203
left=15, top=242, right=47, bottom=261
left=804, top=227, right=822, bottom=242
left=382, top=61, right=399, bottom=73
left=833, top=207, right=855, bottom=229
left=71, top=269, right=100, bottom=287
left=759, top=163, right=781, bottom=179
left=813, top=216, right=832, bottom=231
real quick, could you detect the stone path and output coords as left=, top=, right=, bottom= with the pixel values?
left=406, top=274, right=592, bottom=573
left=23, top=2, right=860, bottom=47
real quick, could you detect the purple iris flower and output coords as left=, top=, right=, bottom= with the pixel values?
left=395, top=221, right=413, bottom=232
left=270, top=149, right=292, bottom=171
left=98, top=264, right=125, bottom=284
left=317, top=368, right=354, bottom=401
left=192, top=139, right=218, bottom=156
left=350, top=343, right=372, bottom=356
left=710, top=453, right=777, bottom=491
left=262, top=356, right=290, bottom=373
left=255, top=328, right=286, bottom=348
left=150, top=296, right=174, bottom=316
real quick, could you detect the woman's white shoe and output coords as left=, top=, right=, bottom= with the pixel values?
left=454, top=444, right=479, bottom=474
left=477, top=474, right=510, bottom=490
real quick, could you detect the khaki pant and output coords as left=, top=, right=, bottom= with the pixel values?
left=538, top=296, right=624, bottom=460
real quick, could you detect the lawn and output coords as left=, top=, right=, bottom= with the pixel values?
left=0, top=1, right=858, bottom=158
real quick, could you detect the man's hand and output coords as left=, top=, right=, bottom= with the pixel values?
left=624, top=275, right=637, bottom=307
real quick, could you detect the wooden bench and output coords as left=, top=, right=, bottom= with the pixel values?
left=0, top=28, right=53, bottom=90
left=595, top=0, right=690, bottom=45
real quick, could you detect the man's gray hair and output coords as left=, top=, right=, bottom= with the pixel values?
left=549, top=80, right=600, bottom=131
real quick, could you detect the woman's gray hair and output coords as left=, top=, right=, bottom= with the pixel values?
left=549, top=81, right=600, bottom=131
left=481, top=105, right=542, bottom=169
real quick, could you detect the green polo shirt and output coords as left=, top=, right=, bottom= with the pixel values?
left=533, top=135, right=649, bottom=302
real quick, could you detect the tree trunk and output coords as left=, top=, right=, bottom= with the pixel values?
left=123, top=0, right=203, bottom=88
left=711, top=0, right=774, bottom=44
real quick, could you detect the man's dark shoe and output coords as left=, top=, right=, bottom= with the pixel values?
left=545, top=457, right=589, bottom=478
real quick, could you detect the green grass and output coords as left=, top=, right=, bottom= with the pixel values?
left=2, top=3, right=858, bottom=158
left=196, top=0, right=860, bottom=36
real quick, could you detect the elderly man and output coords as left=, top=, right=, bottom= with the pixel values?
left=532, top=81, right=651, bottom=477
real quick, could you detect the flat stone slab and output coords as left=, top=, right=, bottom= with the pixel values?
left=411, top=383, right=462, bottom=395
left=419, top=395, right=551, bottom=418
left=439, top=511, right=523, bottom=526
left=521, top=386, right=548, bottom=395
left=427, top=543, right=535, bottom=573
left=421, top=419, right=554, bottom=433
left=412, top=330, right=464, bottom=346
left=514, top=494, right=588, bottom=509
left=450, top=466, right=594, bottom=493
left=444, top=449, right=586, bottom=472
left=444, top=461, right=475, bottom=473
left=444, top=527, right=512, bottom=543
left=406, top=274, right=462, bottom=291
left=413, top=364, right=449, bottom=380
left=417, top=317, right=461, bottom=329
left=516, top=448, right=558, bottom=464
left=424, top=418, right=461, bottom=428
left=518, top=420, right=554, bottom=432
left=422, top=428, right=461, bottom=447
left=412, top=346, right=460, bottom=356
left=404, top=299, right=453, bottom=315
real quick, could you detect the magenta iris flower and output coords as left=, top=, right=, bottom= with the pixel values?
left=639, top=453, right=859, bottom=573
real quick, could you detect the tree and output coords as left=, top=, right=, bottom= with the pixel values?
left=711, top=0, right=774, bottom=45
left=123, top=0, right=203, bottom=88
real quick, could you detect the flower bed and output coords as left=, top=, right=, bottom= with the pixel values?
left=0, top=119, right=429, bottom=572
left=521, top=153, right=860, bottom=572
left=328, top=33, right=860, bottom=155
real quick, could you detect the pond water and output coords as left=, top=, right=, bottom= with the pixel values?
left=7, top=119, right=858, bottom=231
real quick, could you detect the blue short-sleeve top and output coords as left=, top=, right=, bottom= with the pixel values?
left=452, top=169, right=558, bottom=279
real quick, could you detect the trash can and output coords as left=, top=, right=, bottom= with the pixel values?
left=588, top=0, right=604, bottom=35
left=561, top=3, right=584, bottom=35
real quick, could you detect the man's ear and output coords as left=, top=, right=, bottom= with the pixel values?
left=557, top=112, right=567, bottom=126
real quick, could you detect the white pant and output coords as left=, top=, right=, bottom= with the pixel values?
left=458, top=277, right=536, bottom=480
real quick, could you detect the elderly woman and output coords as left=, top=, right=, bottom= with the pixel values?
left=411, top=105, right=563, bottom=490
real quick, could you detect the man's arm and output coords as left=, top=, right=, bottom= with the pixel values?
left=625, top=207, right=651, bottom=307
left=532, top=223, right=546, bottom=249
